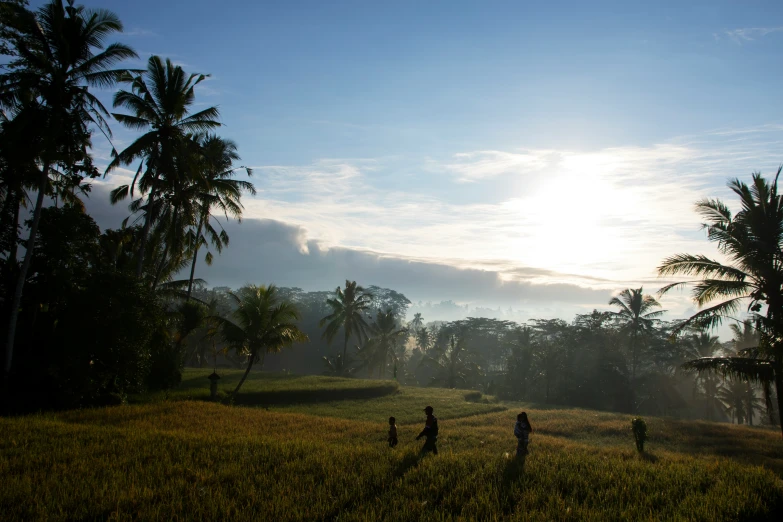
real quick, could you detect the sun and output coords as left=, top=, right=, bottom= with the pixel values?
left=505, top=164, right=631, bottom=278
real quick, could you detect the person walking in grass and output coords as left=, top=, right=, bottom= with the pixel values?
left=514, top=411, right=533, bottom=459
left=416, top=405, right=439, bottom=455
left=388, top=416, right=398, bottom=448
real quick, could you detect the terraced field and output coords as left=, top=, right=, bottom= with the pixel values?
left=2, top=371, right=782, bottom=520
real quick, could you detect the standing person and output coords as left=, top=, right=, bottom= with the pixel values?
left=416, top=406, right=439, bottom=455
left=514, top=412, right=533, bottom=459
left=388, top=416, right=398, bottom=448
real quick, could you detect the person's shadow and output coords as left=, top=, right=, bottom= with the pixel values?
left=500, top=456, right=527, bottom=515
left=503, top=456, right=526, bottom=484
left=393, top=450, right=423, bottom=479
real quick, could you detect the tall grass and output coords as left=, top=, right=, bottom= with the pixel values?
left=2, top=376, right=782, bottom=520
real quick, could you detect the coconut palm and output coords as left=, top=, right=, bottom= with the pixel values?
left=0, top=0, right=136, bottom=390
left=658, top=172, right=783, bottom=436
left=717, top=379, right=751, bottom=424
left=408, top=312, right=424, bottom=333
left=609, top=287, right=664, bottom=410
left=185, top=134, right=254, bottom=300
left=215, top=285, right=308, bottom=396
left=107, top=55, right=220, bottom=278
left=681, top=331, right=724, bottom=420
left=319, top=280, right=373, bottom=369
left=358, top=309, right=408, bottom=377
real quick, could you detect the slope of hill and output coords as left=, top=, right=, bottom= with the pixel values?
left=2, top=371, right=782, bottom=521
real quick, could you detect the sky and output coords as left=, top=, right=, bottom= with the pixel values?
left=44, top=0, right=783, bottom=328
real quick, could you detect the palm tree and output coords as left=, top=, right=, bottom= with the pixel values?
left=409, top=312, right=424, bottom=333
left=358, top=309, right=408, bottom=377
left=416, top=327, right=431, bottom=352
left=608, top=287, right=664, bottom=410
left=215, top=285, right=308, bottom=396
left=658, top=172, right=783, bottom=436
left=107, top=55, right=220, bottom=279
left=682, top=331, right=724, bottom=420
left=185, top=134, right=254, bottom=300
left=0, top=0, right=136, bottom=391
left=729, top=320, right=762, bottom=425
left=319, top=280, right=373, bottom=369
left=717, top=379, right=751, bottom=424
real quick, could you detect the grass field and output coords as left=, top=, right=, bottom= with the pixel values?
left=2, top=371, right=783, bottom=521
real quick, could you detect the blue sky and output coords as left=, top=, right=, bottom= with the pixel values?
left=61, top=0, right=783, bottom=325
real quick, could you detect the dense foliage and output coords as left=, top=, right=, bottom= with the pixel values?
left=0, top=1, right=255, bottom=412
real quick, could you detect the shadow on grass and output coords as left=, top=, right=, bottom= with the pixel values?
left=638, top=451, right=658, bottom=463
left=500, top=456, right=527, bottom=515
left=393, top=450, right=423, bottom=479
left=229, top=384, right=400, bottom=407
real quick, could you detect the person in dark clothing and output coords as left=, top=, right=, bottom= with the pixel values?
left=514, top=411, right=533, bottom=459
left=416, top=405, right=439, bottom=455
left=388, top=416, right=398, bottom=448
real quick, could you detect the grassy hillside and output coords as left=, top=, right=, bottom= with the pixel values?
left=2, top=372, right=782, bottom=521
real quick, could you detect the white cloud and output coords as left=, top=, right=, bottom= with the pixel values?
left=723, top=27, right=783, bottom=44
left=444, top=150, right=552, bottom=182
left=96, top=126, right=783, bottom=326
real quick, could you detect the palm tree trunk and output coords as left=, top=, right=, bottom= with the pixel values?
left=151, top=237, right=170, bottom=291
left=775, top=361, right=783, bottom=438
left=342, top=328, right=349, bottom=361
left=3, top=165, right=49, bottom=401
left=630, top=332, right=637, bottom=413
left=135, top=187, right=159, bottom=279
left=186, top=215, right=204, bottom=301
left=7, top=190, right=20, bottom=265
left=233, top=350, right=257, bottom=396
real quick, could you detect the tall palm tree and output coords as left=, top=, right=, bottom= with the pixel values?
left=658, top=172, right=783, bottom=436
left=0, top=0, right=136, bottom=391
left=682, top=331, right=724, bottom=420
left=608, top=287, right=664, bottom=410
left=408, top=312, right=424, bottom=333
left=359, top=309, right=407, bottom=377
left=716, top=379, right=753, bottom=424
left=319, top=280, right=373, bottom=368
left=416, top=327, right=431, bottom=352
left=215, top=285, right=308, bottom=396
left=185, top=134, right=254, bottom=300
left=107, top=55, right=220, bottom=279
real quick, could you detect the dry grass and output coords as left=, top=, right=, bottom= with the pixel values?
left=2, top=375, right=782, bottom=521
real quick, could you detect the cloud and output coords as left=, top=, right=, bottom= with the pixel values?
left=444, top=150, right=553, bottom=183
left=91, top=125, right=783, bottom=331
left=123, top=28, right=158, bottom=38
left=723, top=27, right=783, bottom=44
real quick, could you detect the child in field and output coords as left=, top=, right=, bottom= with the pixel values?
left=388, top=416, right=398, bottom=448
left=514, top=412, right=532, bottom=458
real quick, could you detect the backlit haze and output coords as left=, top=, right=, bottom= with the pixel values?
left=74, top=0, right=783, bottom=328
